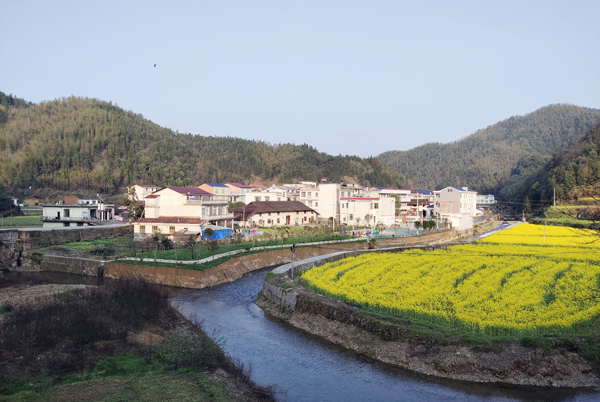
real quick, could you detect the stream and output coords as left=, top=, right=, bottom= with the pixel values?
left=171, top=269, right=600, bottom=402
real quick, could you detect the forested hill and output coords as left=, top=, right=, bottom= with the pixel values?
left=498, top=123, right=600, bottom=209
left=378, top=105, right=600, bottom=193
left=0, top=94, right=404, bottom=194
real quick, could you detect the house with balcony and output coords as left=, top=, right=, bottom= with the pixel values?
left=42, top=204, right=99, bottom=228
left=434, top=186, right=478, bottom=230
left=134, top=186, right=233, bottom=239
left=476, top=194, right=496, bottom=209
left=225, top=183, right=253, bottom=202
left=232, top=201, right=318, bottom=227
left=339, top=196, right=395, bottom=227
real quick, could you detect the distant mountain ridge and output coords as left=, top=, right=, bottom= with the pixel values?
left=378, top=104, right=600, bottom=194
left=0, top=93, right=405, bottom=194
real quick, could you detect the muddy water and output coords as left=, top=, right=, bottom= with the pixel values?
left=172, top=269, right=600, bottom=402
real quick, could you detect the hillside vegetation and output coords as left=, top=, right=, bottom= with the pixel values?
left=0, top=93, right=404, bottom=194
left=378, top=105, right=600, bottom=193
left=499, top=123, right=600, bottom=212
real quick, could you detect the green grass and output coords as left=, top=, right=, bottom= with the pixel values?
left=133, top=232, right=357, bottom=262
left=114, top=249, right=266, bottom=271
left=0, top=354, right=232, bottom=402
left=0, top=216, right=42, bottom=228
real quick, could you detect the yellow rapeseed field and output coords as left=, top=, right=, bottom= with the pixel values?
left=301, top=223, right=600, bottom=335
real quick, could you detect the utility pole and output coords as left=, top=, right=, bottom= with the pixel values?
left=290, top=244, right=296, bottom=279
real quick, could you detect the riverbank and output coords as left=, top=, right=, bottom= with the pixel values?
left=0, top=274, right=275, bottom=401
left=257, top=284, right=599, bottom=388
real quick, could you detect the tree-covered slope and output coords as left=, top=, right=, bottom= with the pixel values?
left=0, top=94, right=404, bottom=193
left=378, top=105, right=600, bottom=193
left=499, top=123, right=600, bottom=209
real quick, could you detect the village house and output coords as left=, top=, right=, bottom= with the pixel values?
left=434, top=186, right=478, bottom=230
left=225, top=183, right=253, bottom=202
left=42, top=203, right=99, bottom=228
left=244, top=189, right=288, bottom=204
left=133, top=217, right=204, bottom=239
left=339, top=195, right=395, bottom=227
left=232, top=201, right=318, bottom=227
left=129, top=184, right=161, bottom=206
left=138, top=185, right=232, bottom=228
left=199, top=183, right=231, bottom=197
left=476, top=194, right=496, bottom=209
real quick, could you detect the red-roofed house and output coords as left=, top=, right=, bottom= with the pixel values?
left=133, top=186, right=233, bottom=239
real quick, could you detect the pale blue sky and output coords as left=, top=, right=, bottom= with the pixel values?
left=2, top=1, right=599, bottom=157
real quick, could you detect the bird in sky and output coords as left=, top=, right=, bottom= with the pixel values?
left=154, top=64, right=156, bottom=68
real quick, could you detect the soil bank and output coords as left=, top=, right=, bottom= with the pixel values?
left=257, top=284, right=599, bottom=389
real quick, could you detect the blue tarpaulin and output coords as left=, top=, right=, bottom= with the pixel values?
left=202, top=225, right=231, bottom=240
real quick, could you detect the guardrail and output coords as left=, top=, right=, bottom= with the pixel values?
left=42, top=216, right=99, bottom=221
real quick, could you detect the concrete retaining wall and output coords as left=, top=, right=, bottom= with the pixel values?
left=104, top=242, right=368, bottom=289
left=372, top=229, right=459, bottom=248
left=40, top=255, right=106, bottom=276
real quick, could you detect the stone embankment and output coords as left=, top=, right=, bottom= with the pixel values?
left=259, top=223, right=598, bottom=388
left=259, top=282, right=599, bottom=388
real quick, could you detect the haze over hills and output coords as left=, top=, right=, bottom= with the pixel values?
left=0, top=93, right=405, bottom=195
left=378, top=105, right=600, bottom=194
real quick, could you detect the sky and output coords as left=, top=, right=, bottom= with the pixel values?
left=2, top=1, right=599, bottom=157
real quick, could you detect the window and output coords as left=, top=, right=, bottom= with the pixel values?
left=301, top=192, right=306, bottom=197
left=374, top=203, right=379, bottom=209
left=265, top=196, right=270, bottom=201
left=307, top=192, right=311, bottom=198
left=140, top=225, right=146, bottom=233
left=256, top=197, right=261, bottom=201
left=277, top=218, right=280, bottom=223
left=152, top=226, right=158, bottom=232
left=277, top=212, right=280, bottom=215
left=315, top=202, right=318, bottom=207
left=308, top=201, right=312, bottom=206
left=346, top=203, right=349, bottom=208
left=350, top=214, right=354, bottom=220
left=64, top=209, right=70, bottom=218
left=315, top=192, right=318, bottom=197
left=277, top=197, right=281, bottom=201
left=169, top=226, right=175, bottom=234
left=268, top=212, right=271, bottom=216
